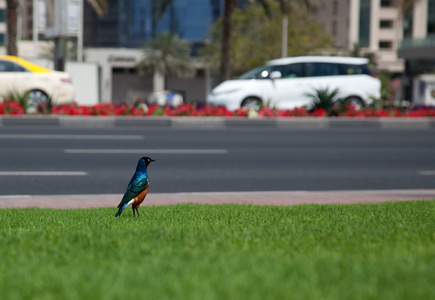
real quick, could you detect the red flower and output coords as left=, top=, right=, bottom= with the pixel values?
left=233, top=108, right=249, bottom=117
left=406, top=107, right=435, bottom=117
left=10, top=101, right=434, bottom=118
left=0, top=100, right=25, bottom=115
left=310, top=108, right=326, bottom=117
left=258, top=107, right=276, bottom=118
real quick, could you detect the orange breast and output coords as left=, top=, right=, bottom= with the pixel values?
left=132, top=182, right=149, bottom=209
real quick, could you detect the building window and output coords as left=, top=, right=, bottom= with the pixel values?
left=380, top=0, right=393, bottom=7
left=380, top=20, right=393, bottom=28
left=0, top=9, right=5, bottom=22
left=359, top=0, right=371, bottom=47
left=379, top=40, right=393, bottom=49
left=428, top=0, right=435, bottom=34
left=0, top=34, right=4, bottom=46
left=403, top=8, right=413, bottom=38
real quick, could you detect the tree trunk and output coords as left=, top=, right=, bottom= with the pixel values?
left=153, top=70, right=165, bottom=92
left=6, top=0, right=19, bottom=56
left=218, top=0, right=236, bottom=84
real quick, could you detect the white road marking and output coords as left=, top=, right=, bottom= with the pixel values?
left=418, top=170, right=435, bottom=175
left=0, top=134, right=143, bottom=140
left=0, top=171, right=88, bottom=176
left=64, top=149, right=228, bottom=154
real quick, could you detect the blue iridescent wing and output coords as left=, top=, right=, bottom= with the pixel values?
left=118, top=172, right=149, bottom=208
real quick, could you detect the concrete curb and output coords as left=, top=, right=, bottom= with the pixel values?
left=0, top=115, right=434, bottom=129
left=0, top=190, right=434, bottom=209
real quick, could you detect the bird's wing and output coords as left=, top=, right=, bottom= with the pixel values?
left=118, top=173, right=149, bottom=208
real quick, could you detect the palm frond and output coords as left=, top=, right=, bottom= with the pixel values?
left=138, top=32, right=194, bottom=78
left=86, top=0, right=108, bottom=16
left=305, top=86, right=342, bottom=113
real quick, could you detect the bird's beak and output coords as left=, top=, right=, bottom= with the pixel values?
left=151, top=159, right=155, bottom=162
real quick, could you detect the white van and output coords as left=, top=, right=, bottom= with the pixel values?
left=207, top=56, right=381, bottom=110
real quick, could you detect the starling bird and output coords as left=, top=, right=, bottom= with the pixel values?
left=115, top=157, right=154, bottom=217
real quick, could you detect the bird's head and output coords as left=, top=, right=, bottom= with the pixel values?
left=141, top=156, right=155, bottom=167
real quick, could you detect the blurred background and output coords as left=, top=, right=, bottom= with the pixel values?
left=0, top=0, right=434, bottom=108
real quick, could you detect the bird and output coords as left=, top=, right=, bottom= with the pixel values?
left=115, top=157, right=155, bottom=217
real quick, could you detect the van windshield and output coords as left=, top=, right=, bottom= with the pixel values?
left=238, top=65, right=274, bottom=79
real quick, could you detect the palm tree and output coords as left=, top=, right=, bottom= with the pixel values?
left=5, top=0, right=18, bottom=55
left=5, top=0, right=107, bottom=56
left=217, top=0, right=237, bottom=84
left=305, top=86, right=342, bottom=114
left=137, top=31, right=193, bottom=92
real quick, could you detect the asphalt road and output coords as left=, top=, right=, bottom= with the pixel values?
left=0, top=126, right=434, bottom=195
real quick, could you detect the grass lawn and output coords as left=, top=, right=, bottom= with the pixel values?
left=0, top=201, right=434, bottom=300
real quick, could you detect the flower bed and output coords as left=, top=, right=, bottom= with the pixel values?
left=1, top=101, right=435, bottom=117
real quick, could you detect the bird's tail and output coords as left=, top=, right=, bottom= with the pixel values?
left=115, top=204, right=126, bottom=217
left=115, top=200, right=134, bottom=217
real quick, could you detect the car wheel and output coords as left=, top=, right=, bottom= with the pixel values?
left=345, top=96, right=364, bottom=109
left=241, top=97, right=262, bottom=111
left=27, top=90, right=49, bottom=113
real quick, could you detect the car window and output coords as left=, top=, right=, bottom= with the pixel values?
left=238, top=65, right=283, bottom=80
left=15, top=64, right=28, bottom=72
left=0, top=60, right=28, bottom=72
left=339, top=63, right=373, bottom=76
left=305, top=63, right=339, bottom=77
left=281, top=63, right=304, bottom=78
left=0, top=60, right=16, bottom=72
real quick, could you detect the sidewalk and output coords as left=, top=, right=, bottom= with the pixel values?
left=0, top=115, right=434, bottom=129
left=1, top=190, right=434, bottom=209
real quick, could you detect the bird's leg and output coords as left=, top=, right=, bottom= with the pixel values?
left=132, top=206, right=136, bottom=217
left=136, top=208, right=140, bottom=217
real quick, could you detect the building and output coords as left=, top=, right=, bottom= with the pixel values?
left=398, top=0, right=435, bottom=102
left=312, top=0, right=435, bottom=102
left=313, top=0, right=435, bottom=72
left=84, top=0, right=223, bottom=52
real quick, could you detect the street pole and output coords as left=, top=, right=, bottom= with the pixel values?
left=54, top=37, right=65, bottom=71
left=281, top=14, right=288, bottom=58
left=77, top=0, right=83, bottom=62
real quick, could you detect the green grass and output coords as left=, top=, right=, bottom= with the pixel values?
left=0, top=201, right=434, bottom=300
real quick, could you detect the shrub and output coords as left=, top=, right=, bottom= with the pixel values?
left=305, top=87, right=343, bottom=115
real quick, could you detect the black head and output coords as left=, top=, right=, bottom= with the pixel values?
left=141, top=156, right=155, bottom=167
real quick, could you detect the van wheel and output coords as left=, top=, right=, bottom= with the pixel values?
left=27, top=90, right=49, bottom=113
left=241, top=97, right=262, bottom=111
left=345, top=96, right=364, bottom=109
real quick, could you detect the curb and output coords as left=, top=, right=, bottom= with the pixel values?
left=1, top=190, right=434, bottom=209
left=0, top=115, right=434, bottom=129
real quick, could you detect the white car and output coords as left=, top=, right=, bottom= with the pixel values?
left=207, top=56, right=381, bottom=110
left=0, top=55, right=75, bottom=110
